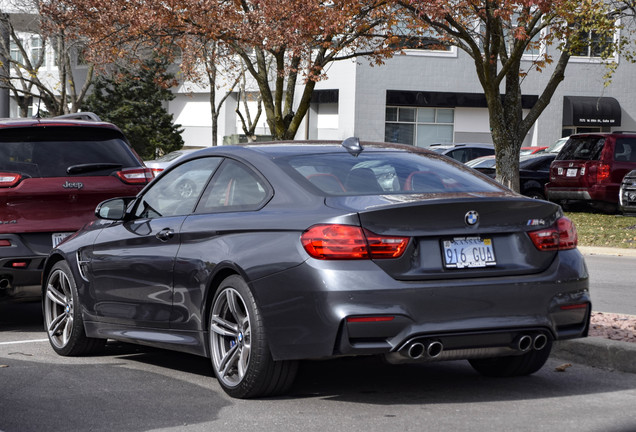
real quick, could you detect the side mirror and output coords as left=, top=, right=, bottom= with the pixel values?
left=95, top=197, right=135, bottom=220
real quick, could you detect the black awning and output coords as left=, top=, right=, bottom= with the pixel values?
left=562, top=96, right=621, bottom=127
left=386, top=90, right=538, bottom=109
left=311, top=89, right=339, bottom=104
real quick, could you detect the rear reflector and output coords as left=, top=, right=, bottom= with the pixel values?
left=560, top=303, right=588, bottom=310
left=0, top=172, right=21, bottom=188
left=301, top=224, right=409, bottom=260
left=346, top=316, right=395, bottom=323
left=0, top=240, right=11, bottom=247
left=116, top=168, right=153, bottom=185
left=11, top=261, right=28, bottom=268
left=528, top=216, right=578, bottom=251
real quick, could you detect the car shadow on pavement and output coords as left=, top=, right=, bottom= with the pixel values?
left=287, top=355, right=636, bottom=405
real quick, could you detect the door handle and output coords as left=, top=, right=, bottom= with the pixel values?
left=156, top=228, right=175, bottom=242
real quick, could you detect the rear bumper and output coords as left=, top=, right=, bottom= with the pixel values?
left=0, top=233, right=51, bottom=301
left=253, top=249, right=590, bottom=362
left=0, top=256, right=45, bottom=301
left=545, top=184, right=620, bottom=203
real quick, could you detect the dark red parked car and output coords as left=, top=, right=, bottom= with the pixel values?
left=545, top=132, right=636, bottom=212
left=0, top=115, right=152, bottom=301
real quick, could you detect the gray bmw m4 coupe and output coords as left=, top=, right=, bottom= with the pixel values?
left=42, top=139, right=590, bottom=398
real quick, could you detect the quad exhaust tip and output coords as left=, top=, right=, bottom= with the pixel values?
left=403, top=333, right=547, bottom=361
left=515, top=333, right=549, bottom=352
left=407, top=340, right=444, bottom=359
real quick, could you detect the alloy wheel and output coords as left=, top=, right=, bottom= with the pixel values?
left=210, top=287, right=251, bottom=388
left=44, top=268, right=74, bottom=349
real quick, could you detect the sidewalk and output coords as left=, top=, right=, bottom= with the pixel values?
left=551, top=245, right=636, bottom=374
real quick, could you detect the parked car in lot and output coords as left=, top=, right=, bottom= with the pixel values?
left=540, top=137, right=569, bottom=154
left=466, top=153, right=556, bottom=200
left=42, top=139, right=590, bottom=398
left=0, top=114, right=152, bottom=301
left=429, top=143, right=495, bottom=162
left=145, top=149, right=205, bottom=198
left=545, top=132, right=636, bottom=212
left=619, top=169, right=636, bottom=215
left=520, top=146, right=548, bottom=155
left=144, top=148, right=200, bottom=177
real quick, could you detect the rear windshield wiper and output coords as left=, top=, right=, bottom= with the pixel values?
left=67, top=163, right=123, bottom=175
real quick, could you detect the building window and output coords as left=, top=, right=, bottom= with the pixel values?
left=385, top=107, right=454, bottom=147
left=572, top=29, right=614, bottom=59
left=30, top=36, right=45, bottom=66
left=10, top=40, right=23, bottom=63
left=389, top=16, right=453, bottom=54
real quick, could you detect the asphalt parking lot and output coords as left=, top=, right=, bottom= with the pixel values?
left=1, top=306, right=635, bottom=432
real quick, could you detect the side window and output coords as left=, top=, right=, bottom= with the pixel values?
left=134, top=157, right=221, bottom=219
left=614, top=138, right=636, bottom=162
left=447, top=149, right=468, bottom=163
left=474, top=148, right=495, bottom=158
left=195, top=159, right=269, bottom=213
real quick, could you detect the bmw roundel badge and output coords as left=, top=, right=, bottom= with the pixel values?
left=465, top=211, right=479, bottom=226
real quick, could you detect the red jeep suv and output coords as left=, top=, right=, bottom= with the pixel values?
left=545, top=132, right=636, bottom=212
left=1, top=115, right=152, bottom=301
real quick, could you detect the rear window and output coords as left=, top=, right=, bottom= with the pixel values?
left=0, top=127, right=141, bottom=178
left=277, top=151, right=503, bottom=195
left=556, top=137, right=605, bottom=161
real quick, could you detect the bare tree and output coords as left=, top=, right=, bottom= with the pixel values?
left=0, top=0, right=93, bottom=116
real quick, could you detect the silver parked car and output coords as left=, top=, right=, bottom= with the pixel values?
left=620, top=169, right=636, bottom=215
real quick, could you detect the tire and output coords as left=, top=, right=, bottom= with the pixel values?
left=209, top=275, right=298, bottom=398
left=43, top=261, right=106, bottom=356
left=468, top=338, right=552, bottom=377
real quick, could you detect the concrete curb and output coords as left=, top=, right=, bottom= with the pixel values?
left=578, top=246, right=636, bottom=257
left=553, top=337, right=636, bottom=374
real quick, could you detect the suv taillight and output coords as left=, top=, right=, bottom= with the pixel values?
left=596, top=163, right=611, bottom=183
left=301, top=224, right=409, bottom=260
left=528, top=217, right=577, bottom=251
left=116, top=168, right=153, bottom=185
left=0, top=172, right=21, bottom=188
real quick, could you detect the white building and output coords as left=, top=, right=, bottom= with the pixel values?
left=3, top=2, right=635, bottom=149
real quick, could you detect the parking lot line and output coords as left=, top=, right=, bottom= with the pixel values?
left=0, top=339, right=48, bottom=345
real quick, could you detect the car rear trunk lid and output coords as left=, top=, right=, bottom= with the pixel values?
left=326, top=194, right=561, bottom=280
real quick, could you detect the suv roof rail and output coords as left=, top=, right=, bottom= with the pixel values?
left=53, top=112, right=102, bottom=121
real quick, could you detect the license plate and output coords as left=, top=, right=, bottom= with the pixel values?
left=566, top=168, right=578, bottom=177
left=52, top=232, right=73, bottom=248
left=442, top=237, right=496, bottom=269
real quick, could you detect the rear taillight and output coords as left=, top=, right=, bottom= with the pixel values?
left=528, top=216, right=578, bottom=251
left=596, top=163, right=611, bottom=183
left=0, top=172, right=21, bottom=188
left=150, top=168, right=164, bottom=177
left=301, top=224, right=409, bottom=260
left=116, top=168, right=153, bottom=185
